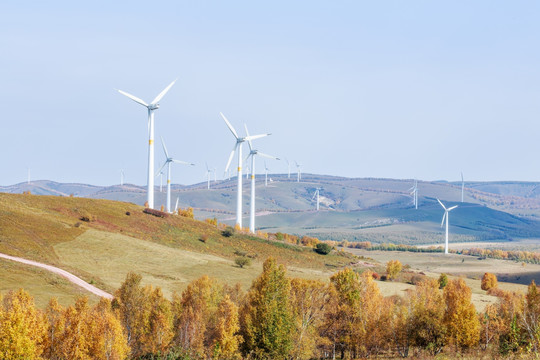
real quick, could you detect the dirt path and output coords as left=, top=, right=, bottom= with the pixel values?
left=0, top=253, right=114, bottom=300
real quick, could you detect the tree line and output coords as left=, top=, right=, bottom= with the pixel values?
left=2, top=258, right=540, bottom=359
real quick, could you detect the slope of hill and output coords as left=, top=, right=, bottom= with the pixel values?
left=0, top=193, right=352, bottom=306
left=4, top=175, right=540, bottom=247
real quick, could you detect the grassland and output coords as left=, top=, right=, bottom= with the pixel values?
left=0, top=193, right=352, bottom=306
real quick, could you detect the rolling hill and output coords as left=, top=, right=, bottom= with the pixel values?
left=3, top=175, right=540, bottom=247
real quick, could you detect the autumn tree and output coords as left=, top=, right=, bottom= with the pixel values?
left=386, top=260, right=403, bottom=281
left=443, top=278, right=480, bottom=350
left=55, top=297, right=92, bottom=359
left=0, top=289, right=47, bottom=360
left=87, top=298, right=129, bottom=360
left=521, top=280, right=540, bottom=352
left=289, top=278, right=332, bottom=359
left=407, top=278, right=446, bottom=355
left=43, top=298, right=65, bottom=359
left=141, top=286, right=173, bottom=355
left=113, top=272, right=150, bottom=357
left=481, top=273, right=498, bottom=291
left=212, top=295, right=242, bottom=359
left=479, top=304, right=504, bottom=352
left=438, top=273, right=448, bottom=289
left=241, top=257, right=294, bottom=359
left=173, top=275, right=222, bottom=358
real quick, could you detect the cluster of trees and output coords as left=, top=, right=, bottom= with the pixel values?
left=3, top=259, right=540, bottom=359
left=342, top=240, right=540, bottom=265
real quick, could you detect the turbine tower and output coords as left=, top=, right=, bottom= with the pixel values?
left=222, top=112, right=270, bottom=228
left=461, top=172, right=465, bottom=202
left=312, top=187, right=322, bottom=211
left=120, top=169, right=125, bottom=186
left=437, top=199, right=458, bottom=255
left=117, top=79, right=177, bottom=209
left=245, top=124, right=279, bottom=233
left=157, top=168, right=164, bottom=192
left=295, top=161, right=301, bottom=182
left=409, top=180, right=418, bottom=209
left=264, top=161, right=270, bottom=187
left=205, top=163, right=216, bottom=190
left=285, top=158, right=291, bottom=179
left=156, top=137, right=194, bottom=213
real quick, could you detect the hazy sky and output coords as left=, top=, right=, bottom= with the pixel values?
left=1, top=1, right=539, bottom=186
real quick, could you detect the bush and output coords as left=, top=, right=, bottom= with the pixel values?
left=205, top=217, right=218, bottom=226
left=315, top=243, right=332, bottom=255
left=200, top=234, right=209, bottom=243
left=125, top=211, right=131, bottom=216
left=481, top=272, right=498, bottom=291
left=410, top=274, right=427, bottom=285
left=235, top=256, right=251, bottom=268
left=386, top=260, right=402, bottom=281
left=143, top=208, right=168, bottom=218
left=222, top=226, right=235, bottom=237
left=438, top=273, right=448, bottom=289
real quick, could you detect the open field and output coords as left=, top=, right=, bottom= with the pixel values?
left=54, top=229, right=335, bottom=299
left=0, top=258, right=100, bottom=308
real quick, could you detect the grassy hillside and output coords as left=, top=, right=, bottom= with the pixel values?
left=0, top=193, right=352, bottom=306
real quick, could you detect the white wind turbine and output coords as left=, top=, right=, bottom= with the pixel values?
left=409, top=180, right=418, bottom=209
left=285, top=158, right=291, bottom=179
left=312, top=187, right=322, bottom=211
left=117, top=79, right=177, bottom=209
left=27, top=168, right=31, bottom=184
left=437, top=199, right=458, bottom=255
left=156, top=137, right=194, bottom=213
left=205, top=163, right=216, bottom=190
left=295, top=161, right=302, bottom=182
left=461, top=172, right=465, bottom=202
left=264, top=161, right=270, bottom=187
left=120, top=169, right=125, bottom=186
left=245, top=124, right=279, bottom=233
left=157, top=167, right=165, bottom=192
left=222, top=112, right=270, bottom=228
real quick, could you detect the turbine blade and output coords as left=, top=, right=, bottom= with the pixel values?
left=224, top=143, right=238, bottom=172
left=220, top=112, right=239, bottom=139
left=437, top=198, right=447, bottom=210
left=441, top=212, right=446, bottom=228
left=245, top=133, right=270, bottom=141
left=175, top=197, right=179, bottom=212
left=151, top=79, right=177, bottom=105
left=172, top=159, right=194, bottom=166
left=257, top=152, right=279, bottom=160
left=161, top=136, right=169, bottom=158
left=155, top=162, right=168, bottom=177
left=206, top=162, right=209, bottom=171
left=117, top=89, right=148, bottom=107
left=447, top=205, right=458, bottom=211
left=244, top=124, right=253, bottom=151
left=461, top=172, right=464, bottom=183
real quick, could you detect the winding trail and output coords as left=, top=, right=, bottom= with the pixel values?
left=0, top=252, right=114, bottom=299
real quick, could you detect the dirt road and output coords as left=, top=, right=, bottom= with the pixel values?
left=0, top=252, right=114, bottom=299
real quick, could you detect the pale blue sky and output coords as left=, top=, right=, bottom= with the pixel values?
left=1, top=1, right=539, bottom=185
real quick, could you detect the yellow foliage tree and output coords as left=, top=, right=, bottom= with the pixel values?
left=481, top=272, right=498, bottom=291
left=213, top=294, right=242, bottom=360
left=289, top=278, right=332, bottom=359
left=386, top=260, right=403, bottom=281
left=0, top=289, right=47, bottom=360
left=142, top=286, right=173, bottom=355
left=44, top=297, right=65, bottom=359
left=88, top=298, right=130, bottom=360
left=444, top=278, right=480, bottom=350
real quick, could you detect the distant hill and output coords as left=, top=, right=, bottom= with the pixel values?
left=4, top=175, right=540, bottom=245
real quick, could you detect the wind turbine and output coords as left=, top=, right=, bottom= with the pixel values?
left=221, top=112, right=270, bottom=228
left=27, top=168, right=31, bottom=184
left=312, top=187, right=322, bottom=211
left=120, top=169, right=125, bottom=186
left=117, top=79, right=177, bottom=209
left=285, top=158, right=291, bottom=179
left=205, top=162, right=215, bottom=190
left=295, top=161, right=302, bottom=182
left=245, top=124, right=279, bottom=233
left=408, top=180, right=418, bottom=209
left=156, top=137, right=194, bottom=213
left=437, top=199, right=458, bottom=255
left=461, top=172, right=465, bottom=202
left=264, top=161, right=270, bottom=187
left=157, top=168, right=164, bottom=192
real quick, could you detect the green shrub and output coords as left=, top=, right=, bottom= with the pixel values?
left=235, top=256, right=251, bottom=268
left=315, top=243, right=332, bottom=255
left=438, top=273, right=448, bottom=289
left=222, top=226, right=235, bottom=237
